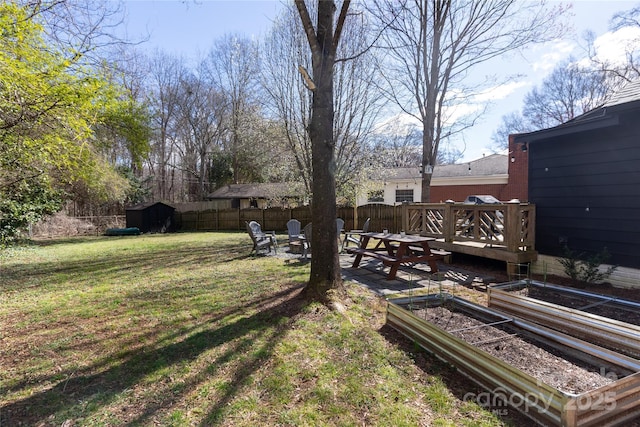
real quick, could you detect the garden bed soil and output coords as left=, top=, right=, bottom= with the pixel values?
left=505, top=285, right=640, bottom=326
left=410, top=305, right=617, bottom=395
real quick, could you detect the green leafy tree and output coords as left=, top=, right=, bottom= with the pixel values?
left=117, top=166, right=151, bottom=205
left=0, top=3, right=142, bottom=243
left=96, top=98, right=152, bottom=172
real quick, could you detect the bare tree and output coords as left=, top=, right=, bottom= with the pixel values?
left=370, top=0, right=567, bottom=201
left=490, top=111, right=533, bottom=150
left=262, top=7, right=314, bottom=194
left=332, top=10, right=384, bottom=196
left=173, top=72, right=228, bottom=201
left=203, top=34, right=262, bottom=185
left=369, top=121, right=423, bottom=167
left=262, top=3, right=382, bottom=201
left=523, top=59, right=609, bottom=127
left=21, top=0, right=128, bottom=69
left=145, top=50, right=186, bottom=201
left=585, top=5, right=640, bottom=86
left=94, top=46, right=154, bottom=178
left=295, top=0, right=351, bottom=305
left=492, top=59, right=610, bottom=149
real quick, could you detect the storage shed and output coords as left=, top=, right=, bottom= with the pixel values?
left=125, top=202, right=175, bottom=233
left=513, top=79, right=640, bottom=269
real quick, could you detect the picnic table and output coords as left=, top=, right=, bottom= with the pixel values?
left=345, top=232, right=450, bottom=280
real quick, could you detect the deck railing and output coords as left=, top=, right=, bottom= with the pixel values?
left=402, top=202, right=535, bottom=252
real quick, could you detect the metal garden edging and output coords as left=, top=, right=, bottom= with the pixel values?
left=488, top=281, right=640, bottom=359
left=386, top=294, right=640, bottom=426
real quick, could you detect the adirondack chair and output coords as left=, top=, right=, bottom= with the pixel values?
left=287, top=219, right=302, bottom=254
left=300, top=219, right=342, bottom=258
left=302, top=222, right=312, bottom=260
left=343, top=217, right=370, bottom=249
left=245, top=221, right=277, bottom=255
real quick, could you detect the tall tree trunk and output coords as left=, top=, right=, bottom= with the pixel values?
left=296, top=0, right=350, bottom=304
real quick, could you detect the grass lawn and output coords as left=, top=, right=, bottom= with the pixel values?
left=0, top=232, right=515, bottom=426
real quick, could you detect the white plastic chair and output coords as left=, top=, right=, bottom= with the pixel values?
left=286, top=219, right=302, bottom=254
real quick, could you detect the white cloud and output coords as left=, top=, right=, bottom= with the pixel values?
left=373, top=113, right=421, bottom=135
left=531, top=40, right=575, bottom=72
left=374, top=80, right=532, bottom=134
left=441, top=81, right=531, bottom=124
left=592, top=26, right=640, bottom=65
left=474, top=81, right=531, bottom=103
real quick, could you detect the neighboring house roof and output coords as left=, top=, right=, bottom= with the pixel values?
left=375, top=154, right=508, bottom=180
left=207, top=183, right=296, bottom=199
left=435, top=154, right=507, bottom=177
left=515, top=78, right=640, bottom=143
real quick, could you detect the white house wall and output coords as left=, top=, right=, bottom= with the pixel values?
left=356, top=174, right=509, bottom=206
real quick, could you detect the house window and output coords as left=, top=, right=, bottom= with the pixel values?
left=395, top=189, right=414, bottom=203
left=367, top=190, right=384, bottom=202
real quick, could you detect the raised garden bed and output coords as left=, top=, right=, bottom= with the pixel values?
left=386, top=294, right=640, bottom=426
left=488, top=281, right=640, bottom=359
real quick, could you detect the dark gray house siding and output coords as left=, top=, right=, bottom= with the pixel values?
left=514, top=89, right=640, bottom=269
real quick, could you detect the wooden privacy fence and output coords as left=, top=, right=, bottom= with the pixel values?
left=175, top=201, right=536, bottom=261
left=175, top=204, right=404, bottom=233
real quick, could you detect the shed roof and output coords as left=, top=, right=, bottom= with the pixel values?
left=126, top=201, right=175, bottom=211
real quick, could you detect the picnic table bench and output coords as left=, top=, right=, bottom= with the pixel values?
left=345, top=232, right=450, bottom=280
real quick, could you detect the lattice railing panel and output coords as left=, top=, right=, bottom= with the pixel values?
left=403, top=202, right=535, bottom=252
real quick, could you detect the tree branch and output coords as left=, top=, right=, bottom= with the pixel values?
left=333, top=0, right=351, bottom=50
left=294, top=1, right=319, bottom=53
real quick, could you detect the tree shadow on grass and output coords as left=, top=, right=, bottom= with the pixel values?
left=1, top=283, right=308, bottom=426
left=0, top=241, right=263, bottom=293
left=378, top=324, right=538, bottom=427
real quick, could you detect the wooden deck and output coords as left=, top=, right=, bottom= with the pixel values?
left=403, top=202, right=537, bottom=265
left=428, top=239, right=537, bottom=264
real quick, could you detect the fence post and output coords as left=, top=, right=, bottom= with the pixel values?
left=506, top=201, right=520, bottom=252
left=401, top=203, right=407, bottom=232
left=353, top=205, right=358, bottom=230
left=527, top=205, right=536, bottom=250
left=444, top=202, right=454, bottom=242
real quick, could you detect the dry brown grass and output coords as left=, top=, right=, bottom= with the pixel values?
left=29, top=213, right=125, bottom=238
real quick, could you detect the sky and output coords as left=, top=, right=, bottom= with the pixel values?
left=121, top=0, right=640, bottom=162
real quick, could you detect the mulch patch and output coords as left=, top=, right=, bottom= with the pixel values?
left=450, top=253, right=640, bottom=303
